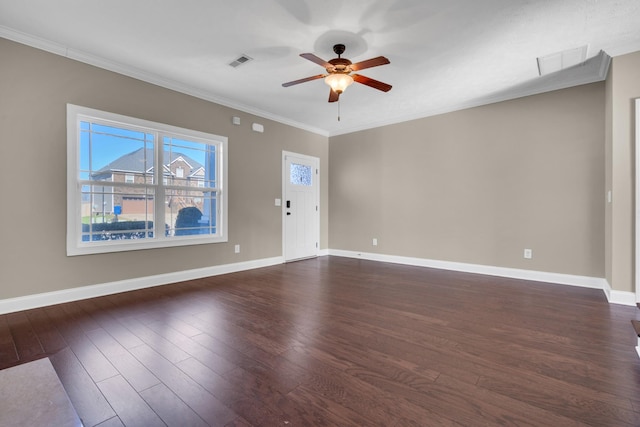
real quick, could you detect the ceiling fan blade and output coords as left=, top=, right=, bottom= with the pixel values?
left=350, top=56, right=390, bottom=71
left=352, top=74, right=392, bottom=92
left=300, top=53, right=332, bottom=68
left=282, top=74, right=326, bottom=87
left=328, top=89, right=340, bottom=103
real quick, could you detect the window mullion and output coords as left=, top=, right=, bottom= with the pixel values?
left=155, top=131, right=165, bottom=239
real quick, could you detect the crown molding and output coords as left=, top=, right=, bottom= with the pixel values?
left=0, top=25, right=613, bottom=139
left=0, top=26, right=330, bottom=137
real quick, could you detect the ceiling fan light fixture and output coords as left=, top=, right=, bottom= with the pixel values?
left=325, top=73, right=354, bottom=94
left=282, top=44, right=391, bottom=102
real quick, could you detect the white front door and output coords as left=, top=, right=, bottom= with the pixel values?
left=283, top=151, right=319, bottom=261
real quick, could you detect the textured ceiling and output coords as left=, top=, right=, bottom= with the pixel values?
left=1, top=0, right=640, bottom=136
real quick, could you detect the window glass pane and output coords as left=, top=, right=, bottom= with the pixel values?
left=165, top=189, right=217, bottom=236
left=290, top=163, right=312, bottom=186
left=81, top=185, right=155, bottom=241
left=91, top=123, right=147, bottom=141
left=80, top=122, right=154, bottom=183
left=163, top=136, right=216, bottom=188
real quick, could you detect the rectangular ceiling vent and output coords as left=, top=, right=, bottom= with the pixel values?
left=537, top=45, right=588, bottom=76
left=229, top=54, right=253, bottom=68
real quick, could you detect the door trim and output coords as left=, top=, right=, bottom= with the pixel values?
left=282, top=151, right=320, bottom=261
left=635, top=99, right=640, bottom=303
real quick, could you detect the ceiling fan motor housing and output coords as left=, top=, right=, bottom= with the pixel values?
left=327, top=57, right=352, bottom=74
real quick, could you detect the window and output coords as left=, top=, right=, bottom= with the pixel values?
left=67, top=104, right=228, bottom=256
left=290, top=163, right=312, bottom=186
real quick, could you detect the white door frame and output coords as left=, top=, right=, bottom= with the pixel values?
left=635, top=99, right=640, bottom=303
left=282, top=151, right=320, bottom=261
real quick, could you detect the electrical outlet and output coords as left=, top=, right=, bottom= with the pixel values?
left=234, top=244, right=240, bottom=254
left=372, top=238, right=378, bottom=246
left=524, top=248, right=532, bottom=259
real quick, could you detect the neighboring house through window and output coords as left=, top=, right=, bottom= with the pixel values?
left=66, top=104, right=228, bottom=255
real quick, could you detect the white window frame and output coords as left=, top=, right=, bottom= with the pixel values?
left=66, top=104, right=228, bottom=256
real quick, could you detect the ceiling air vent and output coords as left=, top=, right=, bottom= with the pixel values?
left=229, top=54, right=253, bottom=68
left=537, top=45, right=588, bottom=76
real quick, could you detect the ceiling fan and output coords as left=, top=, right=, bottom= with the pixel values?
left=282, top=44, right=392, bottom=102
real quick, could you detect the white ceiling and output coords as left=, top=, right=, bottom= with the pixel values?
left=1, top=0, right=640, bottom=136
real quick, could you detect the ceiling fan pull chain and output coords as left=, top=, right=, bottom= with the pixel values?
left=337, top=100, right=341, bottom=121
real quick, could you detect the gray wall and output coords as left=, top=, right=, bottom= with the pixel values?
left=1, top=36, right=627, bottom=301
left=329, top=83, right=605, bottom=277
left=606, top=50, right=640, bottom=293
left=0, top=38, right=328, bottom=299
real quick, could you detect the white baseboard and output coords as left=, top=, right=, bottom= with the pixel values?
left=593, top=288, right=635, bottom=306
left=602, top=280, right=637, bottom=306
left=1, top=250, right=635, bottom=315
left=0, top=256, right=284, bottom=315
left=328, top=249, right=635, bottom=306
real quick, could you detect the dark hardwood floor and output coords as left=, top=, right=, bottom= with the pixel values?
left=2, top=256, right=640, bottom=426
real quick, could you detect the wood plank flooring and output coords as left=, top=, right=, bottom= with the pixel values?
left=1, top=256, right=640, bottom=426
